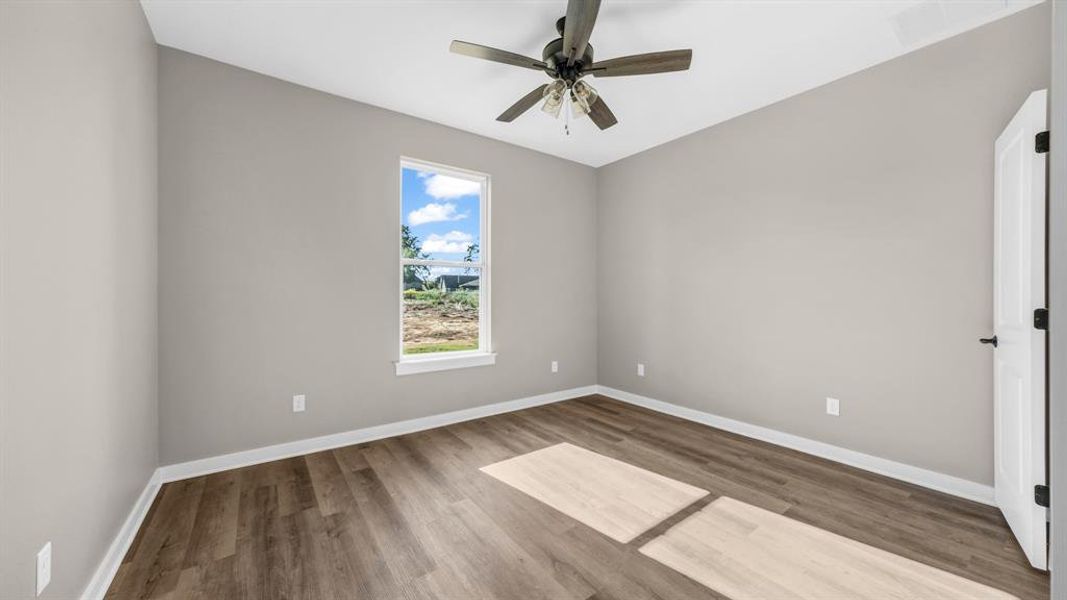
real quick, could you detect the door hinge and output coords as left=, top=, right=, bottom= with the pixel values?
left=1035, top=484, right=1050, bottom=508
left=1036, top=131, right=1049, bottom=154
left=1034, top=308, right=1048, bottom=330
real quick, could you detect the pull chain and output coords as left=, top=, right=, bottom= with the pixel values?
left=564, top=89, right=571, bottom=136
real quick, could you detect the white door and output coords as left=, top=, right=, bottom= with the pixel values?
left=993, top=89, right=1047, bottom=571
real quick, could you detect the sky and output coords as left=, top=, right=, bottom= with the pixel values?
left=402, top=166, right=481, bottom=263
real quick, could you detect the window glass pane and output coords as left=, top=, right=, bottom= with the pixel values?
left=401, top=166, right=481, bottom=262
left=402, top=266, right=481, bottom=355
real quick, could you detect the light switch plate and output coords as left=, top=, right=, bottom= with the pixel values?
left=637, top=363, right=646, bottom=377
left=551, top=361, right=558, bottom=373
left=293, top=394, right=306, bottom=413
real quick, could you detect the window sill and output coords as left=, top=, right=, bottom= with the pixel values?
left=395, top=352, right=496, bottom=376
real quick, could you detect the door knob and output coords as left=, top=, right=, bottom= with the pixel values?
left=979, top=336, right=998, bottom=347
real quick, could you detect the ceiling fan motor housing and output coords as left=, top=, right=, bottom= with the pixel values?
left=542, top=37, right=593, bottom=83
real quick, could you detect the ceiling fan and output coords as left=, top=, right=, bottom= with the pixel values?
left=449, top=0, right=692, bottom=131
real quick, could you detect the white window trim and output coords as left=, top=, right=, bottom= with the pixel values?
left=395, top=157, right=492, bottom=375
left=394, top=351, right=497, bottom=376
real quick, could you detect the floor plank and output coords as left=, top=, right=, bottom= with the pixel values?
left=481, top=442, right=708, bottom=542
left=641, top=496, right=1019, bottom=600
left=107, top=395, right=1049, bottom=600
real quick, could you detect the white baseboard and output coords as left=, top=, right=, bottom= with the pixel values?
left=82, top=385, right=595, bottom=597
left=595, top=385, right=995, bottom=507
left=80, top=468, right=163, bottom=600
left=159, top=385, right=597, bottom=483
left=84, top=381, right=992, bottom=598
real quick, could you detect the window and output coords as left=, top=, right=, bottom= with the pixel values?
left=396, top=158, right=492, bottom=375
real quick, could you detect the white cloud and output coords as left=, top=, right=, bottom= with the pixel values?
left=422, top=230, right=474, bottom=254
left=424, top=174, right=481, bottom=199
left=426, top=265, right=461, bottom=279
left=408, top=202, right=468, bottom=226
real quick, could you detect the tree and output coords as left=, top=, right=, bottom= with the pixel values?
left=401, top=225, right=427, bottom=260
left=401, top=225, right=430, bottom=287
left=463, top=242, right=479, bottom=262
left=463, top=242, right=479, bottom=274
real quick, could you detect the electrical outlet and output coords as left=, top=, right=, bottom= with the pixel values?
left=36, top=542, right=51, bottom=596
left=826, top=397, right=840, bottom=417
left=551, top=360, right=558, bottom=373
left=292, top=394, right=306, bottom=413
left=637, top=363, right=645, bottom=377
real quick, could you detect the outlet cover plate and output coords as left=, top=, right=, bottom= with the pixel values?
left=826, top=397, right=840, bottom=416
left=36, top=542, right=51, bottom=596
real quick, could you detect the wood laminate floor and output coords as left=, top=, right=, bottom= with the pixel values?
left=481, top=442, right=708, bottom=543
left=641, top=497, right=1019, bottom=599
left=107, top=395, right=1049, bottom=600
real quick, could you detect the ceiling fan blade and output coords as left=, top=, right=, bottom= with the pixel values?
left=497, top=84, right=550, bottom=122
left=450, top=40, right=547, bottom=71
left=587, top=96, right=617, bottom=130
left=563, top=0, right=602, bottom=66
left=589, top=49, right=692, bottom=77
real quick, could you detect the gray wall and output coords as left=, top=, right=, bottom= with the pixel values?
left=0, top=2, right=1051, bottom=594
left=158, top=49, right=597, bottom=464
left=0, top=2, right=159, bottom=598
left=596, top=4, right=1050, bottom=486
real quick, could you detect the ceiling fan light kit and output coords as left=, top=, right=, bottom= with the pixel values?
left=570, top=80, right=598, bottom=118
left=449, top=0, right=693, bottom=132
left=542, top=80, right=566, bottom=118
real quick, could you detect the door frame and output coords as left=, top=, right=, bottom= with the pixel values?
left=1049, top=0, right=1066, bottom=592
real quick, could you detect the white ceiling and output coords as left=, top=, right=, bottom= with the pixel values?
left=140, top=0, right=1042, bottom=167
